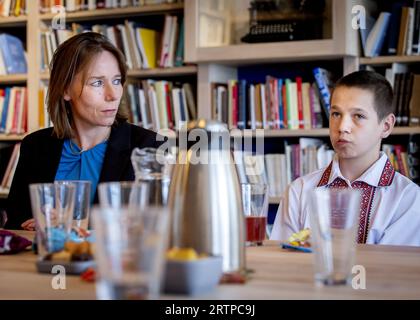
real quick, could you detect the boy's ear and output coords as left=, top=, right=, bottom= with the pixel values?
left=380, top=113, right=396, bottom=139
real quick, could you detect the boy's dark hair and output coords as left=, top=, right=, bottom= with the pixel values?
left=333, top=70, right=394, bottom=121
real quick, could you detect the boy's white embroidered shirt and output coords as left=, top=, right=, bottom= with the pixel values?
left=270, top=152, right=420, bottom=246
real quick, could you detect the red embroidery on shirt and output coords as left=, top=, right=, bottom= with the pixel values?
left=351, top=181, right=375, bottom=244
left=317, top=162, right=333, bottom=187
left=378, top=159, right=395, bottom=187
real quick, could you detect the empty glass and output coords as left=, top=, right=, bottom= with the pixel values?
left=309, top=188, right=361, bottom=286
left=29, top=182, right=76, bottom=260
left=55, top=180, right=91, bottom=230
left=94, top=181, right=169, bottom=300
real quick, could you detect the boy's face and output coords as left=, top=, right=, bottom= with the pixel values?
left=329, top=86, right=394, bottom=164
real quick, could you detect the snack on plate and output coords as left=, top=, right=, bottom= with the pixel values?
left=166, top=247, right=208, bottom=261
left=45, top=240, right=94, bottom=262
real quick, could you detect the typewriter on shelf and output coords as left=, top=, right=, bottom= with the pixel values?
left=241, top=0, right=326, bottom=43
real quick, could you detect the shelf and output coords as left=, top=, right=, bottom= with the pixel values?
left=231, top=129, right=330, bottom=138
left=0, top=74, right=27, bottom=84
left=0, top=187, right=8, bottom=199
left=360, top=55, right=420, bottom=66
left=0, top=134, right=25, bottom=141
left=40, top=66, right=197, bottom=81
left=39, top=3, right=184, bottom=22
left=0, top=15, right=27, bottom=27
left=269, top=196, right=281, bottom=204
left=230, top=127, right=420, bottom=138
left=391, top=127, right=420, bottom=135
left=127, top=66, right=197, bottom=78
left=191, top=40, right=347, bottom=65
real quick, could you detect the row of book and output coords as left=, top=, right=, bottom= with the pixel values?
left=0, top=34, right=27, bottom=75
left=234, top=138, right=334, bottom=197
left=362, top=0, right=420, bottom=57
left=38, top=80, right=196, bottom=131
left=0, top=0, right=26, bottom=17
left=40, top=16, right=184, bottom=72
left=210, top=68, right=334, bottom=130
left=393, top=72, right=420, bottom=126
left=39, top=0, right=180, bottom=13
left=383, top=143, right=418, bottom=180
left=122, top=81, right=195, bottom=131
left=0, top=87, right=28, bottom=135
left=367, top=62, right=419, bottom=127
left=0, top=142, right=20, bottom=190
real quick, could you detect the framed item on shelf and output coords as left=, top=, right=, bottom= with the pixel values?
left=198, top=0, right=231, bottom=47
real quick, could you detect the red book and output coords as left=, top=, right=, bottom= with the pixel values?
left=232, top=82, right=238, bottom=128
left=282, top=84, right=288, bottom=129
left=394, top=145, right=406, bottom=176
left=164, top=82, right=174, bottom=129
left=296, top=77, right=304, bottom=129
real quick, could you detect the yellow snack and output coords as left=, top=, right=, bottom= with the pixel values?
left=287, top=228, right=311, bottom=244
left=166, top=247, right=199, bottom=261
left=64, top=241, right=91, bottom=255
left=51, top=250, right=72, bottom=262
left=64, top=241, right=79, bottom=255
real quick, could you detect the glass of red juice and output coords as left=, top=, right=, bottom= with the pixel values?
left=241, top=183, right=269, bottom=246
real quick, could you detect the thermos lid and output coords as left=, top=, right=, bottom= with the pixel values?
left=182, top=119, right=230, bottom=151
left=186, top=119, right=229, bottom=133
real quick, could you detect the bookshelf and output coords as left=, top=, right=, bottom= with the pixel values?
left=39, top=3, right=184, bottom=22
left=0, top=0, right=418, bottom=199
left=0, top=16, right=27, bottom=27
left=0, top=0, right=195, bottom=136
left=0, top=74, right=27, bottom=84
left=0, top=1, right=195, bottom=197
left=360, top=55, right=420, bottom=66
left=184, top=0, right=420, bottom=208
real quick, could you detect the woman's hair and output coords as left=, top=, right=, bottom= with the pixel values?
left=47, top=32, right=128, bottom=139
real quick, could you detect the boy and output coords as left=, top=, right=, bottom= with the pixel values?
left=270, top=70, right=420, bottom=246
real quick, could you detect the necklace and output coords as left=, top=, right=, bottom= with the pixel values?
left=69, top=139, right=84, bottom=155
left=68, top=129, right=111, bottom=155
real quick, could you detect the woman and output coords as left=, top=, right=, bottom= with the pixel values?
left=5, top=32, right=161, bottom=230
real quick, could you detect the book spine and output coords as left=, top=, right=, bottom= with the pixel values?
left=313, top=68, right=331, bottom=119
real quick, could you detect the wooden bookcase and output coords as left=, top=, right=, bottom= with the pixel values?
left=0, top=0, right=195, bottom=142
left=0, top=0, right=419, bottom=203
left=183, top=0, right=420, bottom=204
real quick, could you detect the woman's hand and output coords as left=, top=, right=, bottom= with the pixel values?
left=21, top=218, right=36, bottom=231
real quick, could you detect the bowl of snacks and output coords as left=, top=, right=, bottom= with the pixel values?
left=35, top=228, right=95, bottom=274
left=164, top=247, right=223, bottom=295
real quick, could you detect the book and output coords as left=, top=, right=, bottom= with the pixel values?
left=313, top=67, right=333, bottom=119
left=174, top=18, right=184, bottom=67
left=364, top=12, right=391, bottom=57
left=0, top=34, right=27, bottom=74
left=409, top=74, right=420, bottom=126
left=387, top=2, right=405, bottom=55
left=413, top=0, right=420, bottom=54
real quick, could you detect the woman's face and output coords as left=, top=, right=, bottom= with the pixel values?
left=64, top=50, right=123, bottom=131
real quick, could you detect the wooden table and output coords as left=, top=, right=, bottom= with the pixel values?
left=1, top=230, right=420, bottom=299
